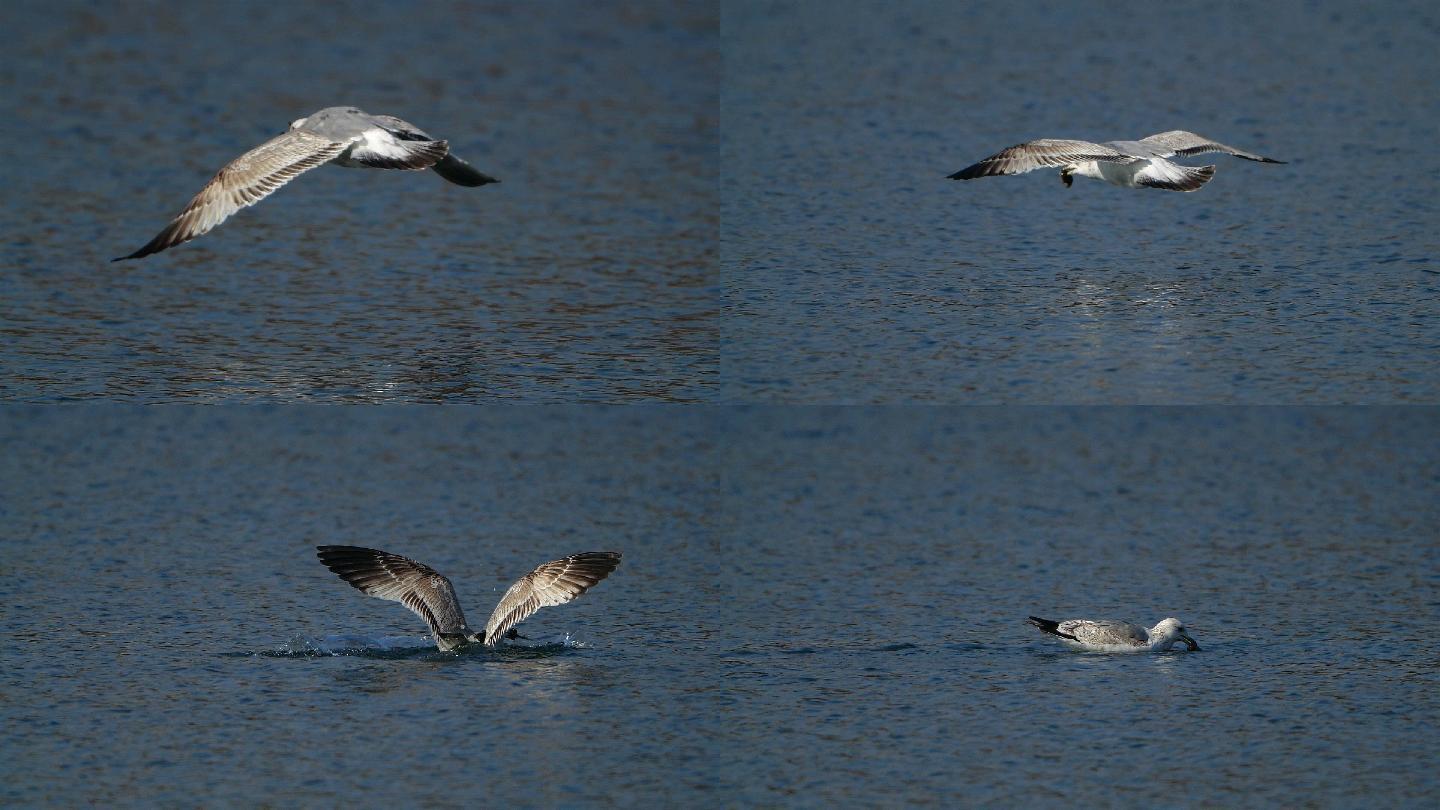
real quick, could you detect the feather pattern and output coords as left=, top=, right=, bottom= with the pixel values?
left=316, top=546, right=472, bottom=645
left=115, top=130, right=346, bottom=260
left=482, top=552, right=624, bottom=646
left=948, top=138, right=1136, bottom=179
left=316, top=545, right=621, bottom=651
left=1138, top=130, right=1286, bottom=163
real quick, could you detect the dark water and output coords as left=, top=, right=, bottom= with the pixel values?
left=3, top=407, right=1436, bottom=805
left=722, top=0, right=1440, bottom=402
left=0, top=0, right=716, bottom=402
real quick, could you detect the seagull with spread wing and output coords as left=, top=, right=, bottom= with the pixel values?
left=948, top=130, right=1284, bottom=192
left=115, top=106, right=499, bottom=260
left=316, top=545, right=621, bottom=651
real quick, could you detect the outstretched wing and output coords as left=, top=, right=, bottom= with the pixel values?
left=316, top=545, right=472, bottom=645
left=1138, top=130, right=1285, bottom=163
left=115, top=130, right=348, bottom=260
left=482, top=552, right=622, bottom=646
left=948, top=138, right=1134, bottom=180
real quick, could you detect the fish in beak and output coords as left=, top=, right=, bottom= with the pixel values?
left=1180, top=633, right=1199, bottom=651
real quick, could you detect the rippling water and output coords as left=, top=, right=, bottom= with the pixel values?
left=3, top=407, right=1435, bottom=805
left=722, top=0, right=1439, bottom=402
left=0, top=1, right=717, bottom=402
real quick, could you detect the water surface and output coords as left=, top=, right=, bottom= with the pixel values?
left=3, top=407, right=1435, bottom=805
left=1, top=0, right=717, bottom=402
left=722, top=0, right=1439, bottom=402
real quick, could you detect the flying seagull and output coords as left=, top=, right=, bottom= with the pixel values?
left=316, top=545, right=621, bottom=651
left=115, top=106, right=499, bottom=261
left=948, top=130, right=1284, bottom=192
left=1027, top=616, right=1199, bottom=651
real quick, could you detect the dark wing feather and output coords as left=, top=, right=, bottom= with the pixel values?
left=433, top=154, right=500, bottom=186
left=316, top=545, right=471, bottom=643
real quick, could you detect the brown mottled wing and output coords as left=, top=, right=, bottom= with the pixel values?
left=482, top=552, right=622, bottom=646
left=1058, top=619, right=1149, bottom=647
left=115, top=130, right=348, bottom=261
left=1138, top=130, right=1286, bottom=163
left=948, top=138, right=1134, bottom=180
left=316, top=545, right=471, bottom=646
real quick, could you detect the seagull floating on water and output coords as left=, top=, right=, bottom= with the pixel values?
left=316, top=545, right=621, bottom=651
left=1027, top=616, right=1199, bottom=652
left=115, top=106, right=499, bottom=261
left=948, top=130, right=1284, bottom=192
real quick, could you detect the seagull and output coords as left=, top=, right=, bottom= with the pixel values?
left=114, top=106, right=499, bottom=261
left=1027, top=616, right=1199, bottom=652
left=948, top=130, right=1284, bottom=192
left=316, top=545, right=621, bottom=651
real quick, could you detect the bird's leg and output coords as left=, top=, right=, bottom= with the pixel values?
left=1061, top=168, right=1074, bottom=188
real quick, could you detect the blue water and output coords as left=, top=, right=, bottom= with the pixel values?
left=2, top=0, right=1437, bottom=806
left=722, top=0, right=1440, bottom=402
left=3, top=407, right=1436, bottom=805
left=0, top=0, right=717, bottom=402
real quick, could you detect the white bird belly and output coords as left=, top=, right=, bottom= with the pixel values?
left=1071, top=159, right=1144, bottom=187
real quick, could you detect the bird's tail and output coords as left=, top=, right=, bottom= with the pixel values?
left=1026, top=616, right=1062, bottom=635
left=1026, top=616, right=1080, bottom=641
left=433, top=154, right=500, bottom=187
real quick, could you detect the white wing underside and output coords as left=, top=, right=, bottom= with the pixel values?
left=482, top=552, right=624, bottom=646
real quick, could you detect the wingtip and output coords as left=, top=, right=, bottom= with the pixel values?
left=947, top=164, right=989, bottom=181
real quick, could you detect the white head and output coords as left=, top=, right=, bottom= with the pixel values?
left=1151, top=618, right=1199, bottom=651
left=288, top=116, right=308, bottom=131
